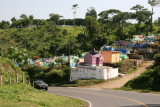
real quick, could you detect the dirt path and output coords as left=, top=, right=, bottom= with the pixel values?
left=88, top=60, right=154, bottom=89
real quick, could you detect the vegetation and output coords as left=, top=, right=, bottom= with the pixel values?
left=22, top=65, right=70, bottom=86
left=0, top=57, right=86, bottom=107
left=0, top=57, right=26, bottom=84
left=0, top=84, right=86, bottom=107
left=22, top=64, right=106, bottom=87
left=121, top=53, right=160, bottom=92
left=1, top=3, right=160, bottom=58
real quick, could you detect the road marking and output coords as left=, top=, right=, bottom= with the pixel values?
left=49, top=88, right=149, bottom=107
left=51, top=93, right=92, bottom=107
left=68, top=87, right=102, bottom=90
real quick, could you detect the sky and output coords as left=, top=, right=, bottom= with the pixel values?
left=0, top=0, right=160, bottom=22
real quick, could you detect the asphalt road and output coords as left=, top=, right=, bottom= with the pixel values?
left=48, top=87, right=160, bottom=107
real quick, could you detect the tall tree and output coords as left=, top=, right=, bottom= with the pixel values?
left=85, top=7, right=97, bottom=19
left=49, top=13, right=63, bottom=25
left=131, top=4, right=152, bottom=33
left=20, top=14, right=28, bottom=19
left=72, top=4, right=79, bottom=26
left=148, top=0, right=160, bottom=32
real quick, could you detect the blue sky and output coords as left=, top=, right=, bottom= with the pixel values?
left=0, top=0, right=160, bottom=22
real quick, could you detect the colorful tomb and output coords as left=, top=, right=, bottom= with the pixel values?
left=102, top=51, right=120, bottom=63
left=84, top=51, right=103, bottom=66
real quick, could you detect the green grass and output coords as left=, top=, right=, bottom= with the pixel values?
left=0, top=84, right=87, bottom=107
left=116, top=87, right=160, bottom=95
left=126, top=66, right=138, bottom=74
left=60, top=26, right=84, bottom=37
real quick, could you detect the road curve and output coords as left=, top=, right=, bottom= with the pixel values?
left=48, top=87, right=160, bottom=107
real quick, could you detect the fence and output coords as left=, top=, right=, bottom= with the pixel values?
left=0, top=72, right=27, bottom=85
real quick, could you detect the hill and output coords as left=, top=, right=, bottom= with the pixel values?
left=0, top=26, right=84, bottom=57
left=0, top=57, right=86, bottom=107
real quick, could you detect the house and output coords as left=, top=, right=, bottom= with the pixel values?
left=84, top=51, right=103, bottom=66
left=102, top=51, right=120, bottom=63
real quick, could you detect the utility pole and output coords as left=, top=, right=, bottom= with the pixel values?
left=68, top=36, right=70, bottom=82
left=72, top=4, right=79, bottom=26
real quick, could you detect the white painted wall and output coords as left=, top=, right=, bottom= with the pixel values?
left=70, top=67, right=118, bottom=82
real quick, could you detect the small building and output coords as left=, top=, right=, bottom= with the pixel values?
left=102, top=51, right=120, bottom=63
left=84, top=51, right=103, bottom=66
left=121, top=40, right=131, bottom=46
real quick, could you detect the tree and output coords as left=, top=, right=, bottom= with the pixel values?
left=72, top=4, right=79, bottom=26
left=20, top=14, right=28, bottom=19
left=148, top=0, right=160, bottom=32
left=131, top=4, right=152, bottom=33
left=77, top=16, right=105, bottom=51
left=85, top=7, right=97, bottom=19
left=8, top=46, right=30, bottom=66
left=0, top=20, right=10, bottom=29
left=49, top=13, right=63, bottom=25
left=130, top=4, right=152, bottom=24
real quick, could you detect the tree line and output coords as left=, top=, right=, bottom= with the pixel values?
left=0, top=3, right=160, bottom=58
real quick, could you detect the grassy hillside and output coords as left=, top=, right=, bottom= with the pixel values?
left=0, top=26, right=84, bottom=57
left=0, top=84, right=86, bottom=107
left=0, top=57, right=87, bottom=107
left=0, top=57, right=25, bottom=84
left=60, top=26, right=84, bottom=37
left=121, top=66, right=160, bottom=92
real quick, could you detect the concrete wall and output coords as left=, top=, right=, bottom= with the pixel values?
left=70, top=67, right=118, bottom=82
left=102, top=51, right=120, bottom=63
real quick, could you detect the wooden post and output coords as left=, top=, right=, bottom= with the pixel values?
left=28, top=78, right=30, bottom=85
left=33, top=81, right=34, bottom=88
left=0, top=75, right=2, bottom=85
left=16, top=74, right=18, bottom=83
left=22, top=72, right=24, bottom=83
left=10, top=76, right=11, bottom=86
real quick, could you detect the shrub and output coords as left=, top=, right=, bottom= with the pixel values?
left=123, top=66, right=160, bottom=91
left=22, top=65, right=70, bottom=85
left=114, top=60, right=134, bottom=73
left=55, top=58, right=66, bottom=65
left=154, top=54, right=160, bottom=66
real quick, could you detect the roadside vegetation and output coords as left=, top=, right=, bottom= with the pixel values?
left=120, top=54, right=160, bottom=93
left=0, top=58, right=87, bottom=107
left=22, top=64, right=104, bottom=87
left=0, top=84, right=87, bottom=107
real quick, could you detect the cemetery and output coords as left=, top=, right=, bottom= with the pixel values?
left=26, top=34, right=159, bottom=82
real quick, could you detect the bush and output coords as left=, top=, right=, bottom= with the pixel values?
left=123, top=66, right=160, bottom=91
left=154, top=54, right=160, bottom=66
left=114, top=60, right=135, bottom=73
left=55, top=58, right=66, bottom=65
left=22, top=65, right=70, bottom=85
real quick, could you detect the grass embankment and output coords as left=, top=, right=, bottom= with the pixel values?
left=120, top=66, right=160, bottom=93
left=0, top=84, right=87, bottom=107
left=0, top=57, right=86, bottom=107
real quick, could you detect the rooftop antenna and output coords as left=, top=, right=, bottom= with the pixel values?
left=72, top=4, right=79, bottom=26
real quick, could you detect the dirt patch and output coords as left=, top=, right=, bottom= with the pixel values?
left=87, top=60, right=154, bottom=89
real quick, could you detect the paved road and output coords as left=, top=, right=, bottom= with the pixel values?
left=48, top=87, right=160, bottom=107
